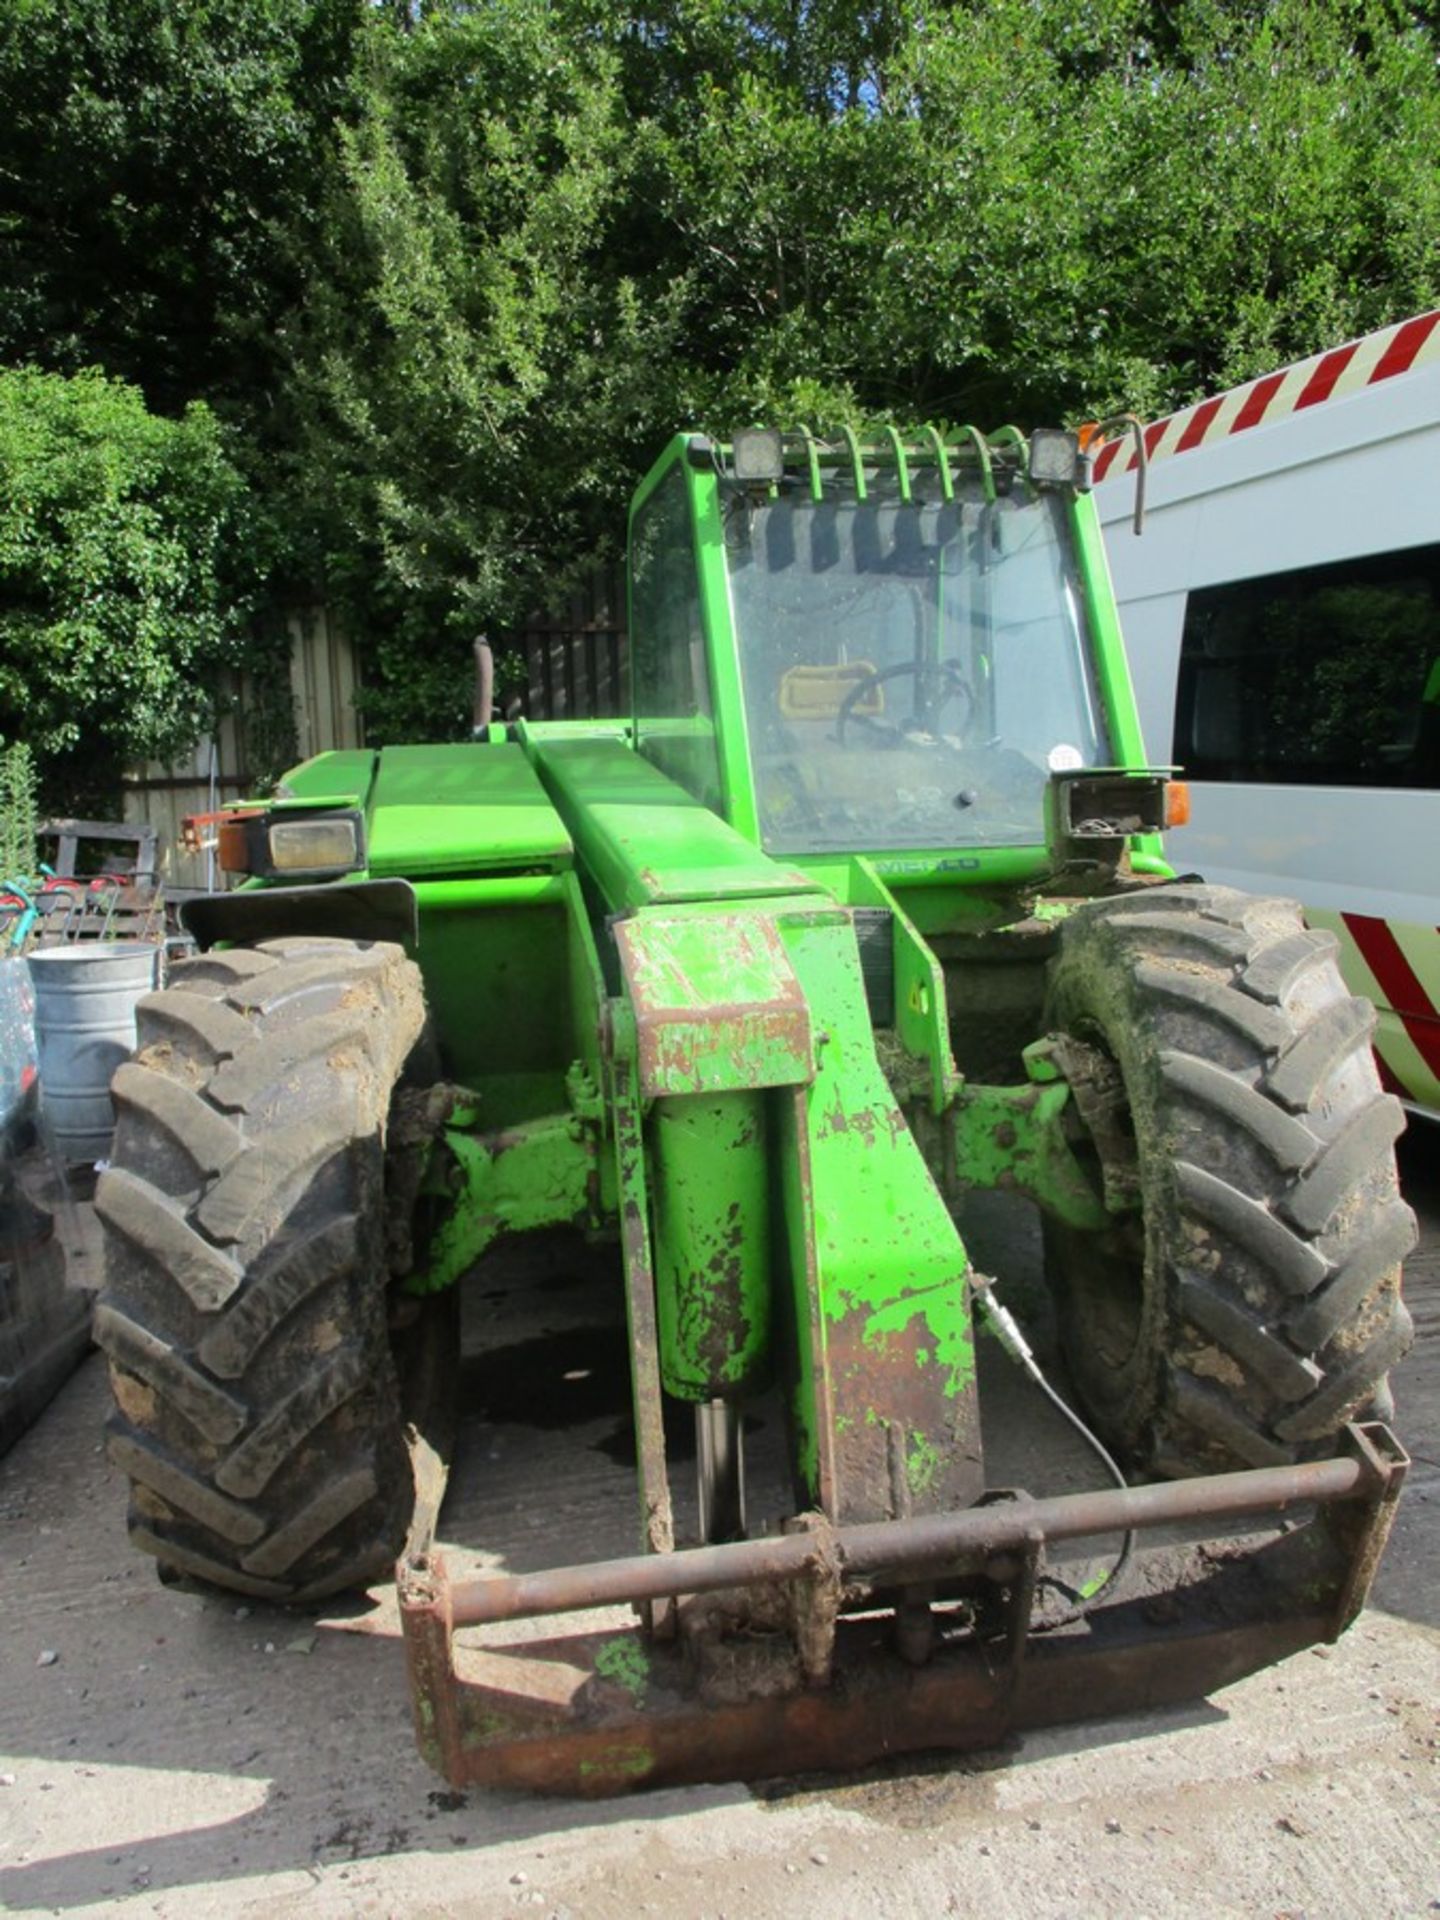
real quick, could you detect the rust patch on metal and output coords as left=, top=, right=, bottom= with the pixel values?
left=398, top=1429, right=1406, bottom=1796
left=608, top=1040, right=674, bottom=1575
left=825, top=1306, right=983, bottom=1525
left=614, top=912, right=814, bottom=1099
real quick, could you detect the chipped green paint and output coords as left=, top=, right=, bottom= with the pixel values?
left=907, top=1429, right=945, bottom=1497
left=839, top=1281, right=977, bottom=1398
left=613, top=907, right=814, bottom=1097
left=774, top=905, right=982, bottom=1521
left=578, top=1745, right=655, bottom=1785
left=594, top=1635, right=651, bottom=1706
left=950, top=1079, right=1111, bottom=1232
left=650, top=1091, right=773, bottom=1400
left=412, top=1111, right=597, bottom=1294
left=461, top=1709, right=525, bottom=1746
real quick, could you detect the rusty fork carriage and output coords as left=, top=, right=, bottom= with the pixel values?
left=400, top=1425, right=1407, bottom=1794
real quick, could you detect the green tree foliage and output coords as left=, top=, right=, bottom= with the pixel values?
left=1073, top=0, right=1440, bottom=412
left=2, top=0, right=1438, bottom=752
left=0, top=0, right=361, bottom=419
left=278, top=0, right=1440, bottom=737
left=282, top=3, right=688, bottom=736
left=0, top=368, right=260, bottom=806
left=0, top=742, right=38, bottom=881
left=602, top=0, right=1440, bottom=423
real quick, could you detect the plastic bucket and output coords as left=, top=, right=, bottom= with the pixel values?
left=27, top=944, right=160, bottom=1163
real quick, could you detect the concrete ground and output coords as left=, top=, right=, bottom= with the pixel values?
left=1, top=1134, right=1436, bottom=1920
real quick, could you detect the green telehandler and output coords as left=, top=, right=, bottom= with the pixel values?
left=94, top=425, right=1414, bottom=1795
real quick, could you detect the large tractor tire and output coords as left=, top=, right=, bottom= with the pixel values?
left=1042, top=884, right=1415, bottom=1477
left=94, top=936, right=430, bottom=1602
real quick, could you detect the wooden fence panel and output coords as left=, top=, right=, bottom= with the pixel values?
left=288, top=604, right=363, bottom=763
left=519, top=563, right=628, bottom=721
left=122, top=611, right=364, bottom=892
left=117, top=578, right=635, bottom=894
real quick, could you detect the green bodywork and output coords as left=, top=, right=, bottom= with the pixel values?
left=265, top=426, right=1172, bottom=1534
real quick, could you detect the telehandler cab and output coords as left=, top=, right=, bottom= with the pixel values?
left=95, top=424, right=1413, bottom=1794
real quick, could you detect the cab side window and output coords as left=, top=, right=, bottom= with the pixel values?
left=629, top=464, right=722, bottom=809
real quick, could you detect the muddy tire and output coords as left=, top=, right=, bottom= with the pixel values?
left=1042, top=884, right=1415, bottom=1476
left=94, top=936, right=429, bottom=1602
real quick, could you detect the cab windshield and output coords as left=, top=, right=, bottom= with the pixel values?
left=725, top=485, right=1109, bottom=854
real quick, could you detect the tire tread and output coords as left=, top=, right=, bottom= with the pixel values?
left=97, top=938, right=427, bottom=1601
left=1045, top=883, right=1414, bottom=1477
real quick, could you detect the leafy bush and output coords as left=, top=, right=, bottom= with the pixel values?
left=4, top=3, right=1438, bottom=751
left=281, top=0, right=1440, bottom=743
left=0, top=0, right=361, bottom=422
left=0, top=367, right=261, bottom=803
left=0, top=742, right=38, bottom=880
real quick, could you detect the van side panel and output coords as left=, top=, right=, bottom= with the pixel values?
left=1097, top=332, right=1440, bottom=1118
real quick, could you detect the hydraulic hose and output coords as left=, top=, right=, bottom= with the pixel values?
left=973, top=1278, right=1134, bottom=1605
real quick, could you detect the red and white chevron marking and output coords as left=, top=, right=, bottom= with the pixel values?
left=1307, top=907, right=1440, bottom=1115
left=1092, top=310, right=1440, bottom=482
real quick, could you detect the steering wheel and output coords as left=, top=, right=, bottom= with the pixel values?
left=835, top=659, right=975, bottom=749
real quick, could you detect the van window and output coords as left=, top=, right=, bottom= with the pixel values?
left=1175, top=543, right=1440, bottom=789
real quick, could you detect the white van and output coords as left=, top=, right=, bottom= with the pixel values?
left=1093, top=312, right=1440, bottom=1121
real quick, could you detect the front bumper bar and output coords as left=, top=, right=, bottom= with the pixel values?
left=399, top=1422, right=1406, bottom=1796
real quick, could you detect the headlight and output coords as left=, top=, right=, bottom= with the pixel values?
left=217, top=807, right=366, bottom=878
left=267, top=816, right=361, bottom=873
